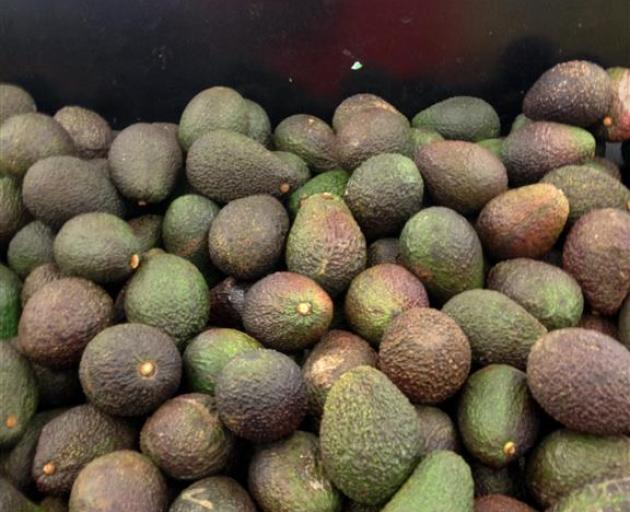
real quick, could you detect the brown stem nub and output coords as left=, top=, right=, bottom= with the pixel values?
left=603, top=116, right=613, bottom=127
left=279, top=182, right=291, bottom=194
left=138, top=200, right=147, bottom=206
left=43, top=462, right=56, bottom=476
left=5, top=415, right=17, bottom=429
left=138, top=361, right=156, bottom=378
left=129, top=254, right=141, bottom=269
left=503, top=441, right=517, bottom=457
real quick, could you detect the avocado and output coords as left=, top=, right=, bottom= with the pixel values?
left=186, top=129, right=301, bottom=203
left=620, top=297, right=630, bottom=348
left=578, top=313, right=619, bottom=339
left=410, top=127, right=444, bottom=156
left=399, top=206, right=484, bottom=303
left=415, top=141, right=508, bottom=214
left=415, top=406, right=460, bottom=456
left=124, top=253, right=210, bottom=348
left=302, top=330, right=377, bottom=416
left=109, top=123, right=183, bottom=204
left=178, top=86, right=249, bottom=150
left=527, top=328, right=630, bottom=435
left=274, top=114, right=338, bottom=172
left=458, top=364, right=540, bottom=468
left=54, top=106, right=113, bottom=159
left=22, top=155, right=125, bottom=229
left=0, top=174, right=28, bottom=250
left=127, top=214, right=163, bottom=253
left=8, top=221, right=55, bottom=279
left=477, top=138, right=504, bottom=159
left=0, top=263, right=22, bottom=339
left=20, top=263, right=63, bottom=307
left=599, top=67, right=630, bottom=141
left=163, top=194, right=220, bottom=278
left=248, top=431, right=343, bottom=512
left=320, top=366, right=422, bottom=505
left=79, top=323, right=181, bottom=416
left=527, top=429, right=630, bottom=508
left=344, top=153, right=424, bottom=239
left=510, top=114, right=531, bottom=133
left=381, top=450, right=474, bottom=512
left=472, top=461, right=525, bottom=498
left=562, top=208, right=630, bottom=315
left=245, top=99, right=272, bottom=146
left=286, top=193, right=367, bottom=297
left=412, top=96, right=500, bottom=142
left=0, top=342, right=38, bottom=448
left=332, top=93, right=403, bottom=131
left=39, top=497, right=68, bottom=512
left=33, top=404, right=136, bottom=495
left=274, top=150, right=311, bottom=186
left=0, top=477, right=42, bottom=512
left=584, top=156, right=622, bottom=180
left=549, top=477, right=630, bottom=512
left=523, top=60, right=611, bottom=126
left=183, top=328, right=262, bottom=395
left=476, top=184, right=569, bottom=260
left=442, top=289, right=547, bottom=369
left=487, top=258, right=584, bottom=330
left=170, top=476, right=257, bottom=512
left=0, top=113, right=75, bottom=177
left=208, top=194, right=289, bottom=280
left=287, top=169, right=350, bottom=217
left=474, top=495, right=536, bottom=512
left=53, top=212, right=140, bottom=284
left=0, top=83, right=36, bottom=124
left=242, top=271, right=333, bottom=351
left=19, top=277, right=113, bottom=368
left=31, top=362, right=83, bottom=408
left=501, top=121, right=595, bottom=185
left=140, top=393, right=233, bottom=480
left=367, top=238, right=400, bottom=266
left=68, top=450, right=168, bottom=512
left=208, top=277, right=251, bottom=328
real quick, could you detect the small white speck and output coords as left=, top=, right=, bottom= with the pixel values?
left=288, top=77, right=293, bottom=83
left=351, top=61, right=363, bottom=71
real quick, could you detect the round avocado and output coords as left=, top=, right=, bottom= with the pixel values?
left=54, top=105, right=113, bottom=159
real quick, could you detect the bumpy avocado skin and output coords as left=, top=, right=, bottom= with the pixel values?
left=619, top=296, right=630, bottom=349
left=0, top=174, right=28, bottom=250
left=288, top=169, right=350, bottom=217
left=414, top=406, right=460, bottom=457
left=128, top=214, right=163, bottom=253
left=332, top=93, right=402, bottom=131
left=54, top=105, right=113, bottom=158
left=367, top=238, right=400, bottom=267
left=549, top=477, right=630, bottom=512
left=599, top=67, right=630, bottom=141
left=8, top=221, right=55, bottom=279
left=170, top=476, right=257, bottom=512
left=0, top=263, right=22, bottom=339
left=245, top=99, right=271, bottom=146
left=0, top=477, right=42, bottom=512
left=0, top=83, right=36, bottom=124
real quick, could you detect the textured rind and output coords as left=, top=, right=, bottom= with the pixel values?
left=344, top=153, right=424, bottom=239
left=22, top=155, right=125, bottom=229
left=414, top=406, right=460, bottom=457
left=578, top=313, right=619, bottom=339
left=458, top=365, right=540, bottom=468
left=20, top=263, right=63, bottom=307
left=79, top=323, right=182, bottom=416
left=320, top=366, right=422, bottom=505
left=186, top=129, right=301, bottom=203
left=474, top=494, right=536, bottom=512
left=245, top=99, right=272, bottom=146
left=274, top=114, right=338, bottom=171
left=562, top=208, right=630, bottom=315
left=336, top=108, right=411, bottom=170
left=600, top=67, right=630, bottom=141
left=0, top=83, right=36, bottom=124
left=619, top=297, right=630, bottom=349
left=527, top=429, right=630, bottom=508
left=523, top=60, right=612, bottom=126
left=477, top=138, right=504, bottom=159
left=399, top=206, right=484, bottom=303
left=367, top=238, right=400, bottom=267
left=140, top=393, right=234, bottom=480
left=302, top=330, right=377, bottom=416
left=8, top=221, right=55, bottom=279
left=242, top=271, right=333, bottom=351
left=215, top=349, right=307, bottom=442
left=472, top=462, right=524, bottom=498
left=128, top=214, right=163, bottom=253
left=18, top=277, right=114, bottom=368
left=527, top=328, right=630, bottom=435
left=442, top=289, right=547, bottom=370
left=541, top=165, right=630, bottom=224
left=501, top=121, right=595, bottom=185
left=53, top=212, right=140, bottom=284
left=248, top=431, right=343, bottom=512
left=288, top=169, right=350, bottom=216
left=549, top=477, right=630, bottom=512
left=410, top=127, right=445, bottom=156
left=124, top=253, right=210, bottom=348
left=208, top=277, right=251, bottom=328
left=415, top=141, right=508, bottom=214
left=379, top=307, right=471, bottom=403
left=381, top=450, right=474, bottom=512
left=344, top=264, right=429, bottom=345
left=170, top=476, right=257, bottom=512
left=54, top=106, right=113, bottom=159
left=68, top=450, right=168, bottom=512
left=208, top=194, right=289, bottom=280
left=0, top=263, right=22, bottom=339
left=332, top=93, right=402, bottom=131
left=476, top=184, right=569, bottom=260
left=33, top=405, right=136, bottom=495
left=0, top=343, right=38, bottom=448
left=0, top=174, right=28, bottom=248
left=0, top=477, right=42, bottom=512
left=584, top=157, right=622, bottom=180
left=487, top=258, right=584, bottom=330
left=274, top=151, right=311, bottom=186
left=0, top=113, right=75, bottom=177
left=286, top=193, right=367, bottom=297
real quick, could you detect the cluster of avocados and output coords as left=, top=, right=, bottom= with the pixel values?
left=1, top=59, right=630, bottom=512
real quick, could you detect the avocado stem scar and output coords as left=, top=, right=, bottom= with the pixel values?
left=503, top=441, right=517, bottom=456
left=5, top=415, right=17, bottom=428
left=43, top=462, right=56, bottom=476
left=138, top=361, right=156, bottom=378
left=602, top=116, right=613, bottom=127
left=129, top=254, right=140, bottom=269
left=279, top=182, right=291, bottom=193
left=296, top=302, right=313, bottom=316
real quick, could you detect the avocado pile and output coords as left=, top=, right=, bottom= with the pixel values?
left=1, top=60, right=630, bottom=512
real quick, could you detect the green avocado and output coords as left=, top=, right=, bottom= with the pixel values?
left=0, top=264, right=22, bottom=339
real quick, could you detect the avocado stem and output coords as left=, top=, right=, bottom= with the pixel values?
left=279, top=182, right=291, bottom=194
left=5, top=415, right=17, bottom=428
left=296, top=302, right=313, bottom=316
left=138, top=361, right=156, bottom=378
left=129, top=254, right=141, bottom=269
left=503, top=441, right=517, bottom=457
left=43, top=462, right=56, bottom=476
left=603, top=116, right=613, bottom=127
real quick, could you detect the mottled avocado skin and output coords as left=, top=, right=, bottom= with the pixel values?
left=619, top=297, right=630, bottom=349
left=170, top=476, right=257, bottom=512
left=0, top=263, right=22, bottom=340
left=367, top=238, right=400, bottom=267
left=414, top=406, right=460, bottom=457
left=549, top=477, right=630, bottom=512
left=332, top=93, right=402, bottom=131
left=288, top=169, right=349, bottom=217
left=0, top=174, right=28, bottom=250
left=8, top=221, right=55, bottom=279
left=54, top=105, right=113, bottom=159
left=0, top=477, right=42, bottom=512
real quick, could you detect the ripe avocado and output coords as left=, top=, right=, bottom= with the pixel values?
left=458, top=364, right=540, bottom=468
left=410, top=127, right=444, bottom=156
left=248, top=431, right=343, bottom=512
left=20, top=263, right=63, bottom=307
left=208, top=277, right=251, bottom=328
left=399, top=206, right=484, bottom=303
left=381, top=450, right=474, bottom=512
left=415, top=406, right=460, bottom=456
left=599, top=67, right=630, bottom=141
left=244, top=98, right=271, bottom=146
left=0, top=83, right=36, bottom=124
left=412, top=96, right=500, bottom=142
left=215, top=349, right=307, bottom=442
left=527, top=328, right=630, bottom=435
left=8, top=221, right=55, bottom=279
left=332, top=93, right=403, bottom=131
left=33, top=404, right=136, bottom=495
left=287, top=169, right=350, bottom=217
left=415, top=141, right=508, bottom=214
left=0, top=263, right=22, bottom=339
left=286, top=193, right=367, bottom=297
left=54, top=106, right=113, bottom=158
left=0, top=174, right=28, bottom=250
left=18, top=277, right=114, bottom=368
left=170, top=476, right=256, bottom=512
left=208, top=194, right=289, bottom=280
left=127, top=214, right=163, bottom=253
left=242, top=271, right=333, bottom=351
left=320, top=366, right=422, bottom=505
left=578, top=313, right=619, bottom=339
left=274, top=150, right=312, bottom=186
left=344, top=153, right=424, bottom=239
left=549, top=477, right=630, bottom=512
left=474, top=495, right=536, bottom=512
left=367, top=238, right=400, bottom=266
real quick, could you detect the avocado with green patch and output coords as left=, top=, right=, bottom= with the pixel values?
left=410, top=127, right=444, bottom=156
left=0, top=264, right=22, bottom=339
left=274, top=150, right=311, bottom=186
left=477, top=138, right=504, bottom=159
left=0, top=174, right=28, bottom=250
left=287, top=169, right=350, bottom=217
left=8, top=221, right=55, bottom=279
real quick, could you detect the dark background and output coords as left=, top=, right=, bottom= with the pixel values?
left=1, top=0, right=629, bottom=130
